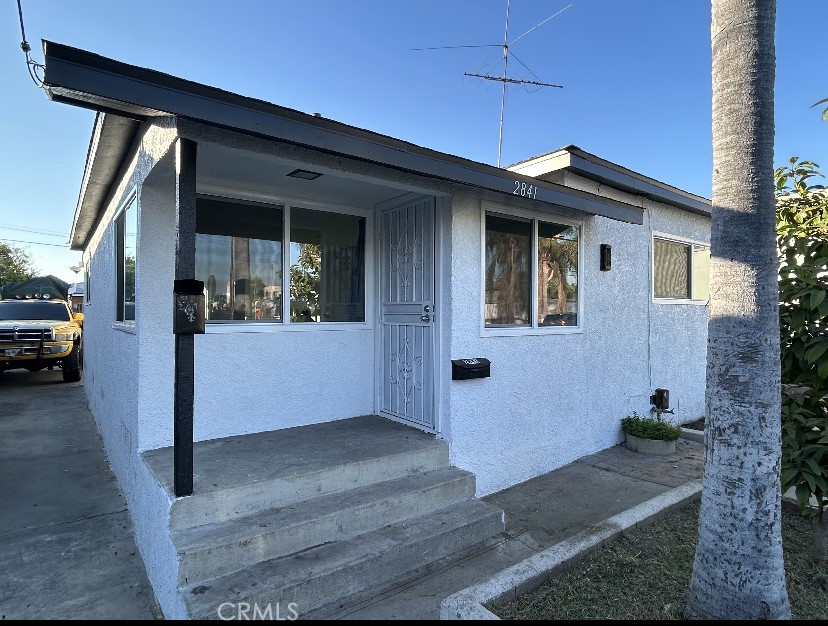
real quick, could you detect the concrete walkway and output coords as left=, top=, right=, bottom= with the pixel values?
left=0, top=369, right=158, bottom=619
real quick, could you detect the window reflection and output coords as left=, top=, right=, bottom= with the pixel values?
left=485, top=215, right=531, bottom=327
left=195, top=198, right=283, bottom=322
left=537, top=222, right=578, bottom=327
left=289, top=208, right=365, bottom=323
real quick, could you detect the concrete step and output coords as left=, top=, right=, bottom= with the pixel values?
left=183, top=498, right=505, bottom=620
left=175, top=467, right=477, bottom=584
left=145, top=416, right=450, bottom=530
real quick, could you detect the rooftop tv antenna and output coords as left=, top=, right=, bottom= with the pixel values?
left=413, top=1, right=571, bottom=167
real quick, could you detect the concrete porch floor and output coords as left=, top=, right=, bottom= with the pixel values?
left=142, top=414, right=441, bottom=499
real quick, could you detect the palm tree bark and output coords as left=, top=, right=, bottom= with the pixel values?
left=685, top=0, right=791, bottom=619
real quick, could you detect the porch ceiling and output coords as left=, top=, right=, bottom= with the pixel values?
left=197, top=144, right=407, bottom=208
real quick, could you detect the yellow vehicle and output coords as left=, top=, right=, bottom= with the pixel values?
left=0, top=296, right=84, bottom=382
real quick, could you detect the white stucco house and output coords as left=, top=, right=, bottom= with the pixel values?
left=42, top=41, right=711, bottom=618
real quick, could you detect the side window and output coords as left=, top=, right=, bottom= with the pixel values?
left=115, top=196, right=137, bottom=323
left=85, top=261, right=91, bottom=305
left=653, top=237, right=709, bottom=302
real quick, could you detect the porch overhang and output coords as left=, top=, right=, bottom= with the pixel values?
left=41, top=40, right=645, bottom=251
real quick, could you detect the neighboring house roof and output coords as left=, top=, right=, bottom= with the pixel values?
left=1, top=275, right=70, bottom=300
left=508, top=146, right=712, bottom=217
left=40, top=41, right=707, bottom=250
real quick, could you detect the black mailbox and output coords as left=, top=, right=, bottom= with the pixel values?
left=173, top=279, right=205, bottom=335
left=452, top=358, right=491, bottom=380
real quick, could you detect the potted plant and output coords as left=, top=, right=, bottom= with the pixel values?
left=621, top=411, right=682, bottom=455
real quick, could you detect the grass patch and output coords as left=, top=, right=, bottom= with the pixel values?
left=494, top=501, right=828, bottom=620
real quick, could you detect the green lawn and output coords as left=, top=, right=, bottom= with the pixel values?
left=495, top=500, right=827, bottom=620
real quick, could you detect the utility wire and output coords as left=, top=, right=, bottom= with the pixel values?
left=16, top=0, right=45, bottom=87
left=0, top=224, right=67, bottom=237
left=1, top=237, right=69, bottom=248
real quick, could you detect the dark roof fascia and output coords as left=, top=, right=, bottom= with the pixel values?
left=42, top=41, right=644, bottom=228
left=509, top=146, right=712, bottom=217
left=565, top=148, right=711, bottom=216
left=69, top=112, right=141, bottom=250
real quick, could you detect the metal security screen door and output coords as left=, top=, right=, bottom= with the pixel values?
left=379, top=196, right=436, bottom=430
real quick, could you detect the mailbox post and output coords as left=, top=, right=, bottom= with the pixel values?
left=173, top=279, right=204, bottom=497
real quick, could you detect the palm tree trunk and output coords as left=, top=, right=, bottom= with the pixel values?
left=685, top=0, right=791, bottom=619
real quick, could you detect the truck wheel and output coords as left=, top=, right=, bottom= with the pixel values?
left=62, top=343, right=82, bottom=383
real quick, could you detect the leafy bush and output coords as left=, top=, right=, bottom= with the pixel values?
left=621, top=412, right=682, bottom=442
left=775, top=158, right=828, bottom=521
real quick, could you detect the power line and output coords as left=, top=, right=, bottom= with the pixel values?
left=1, top=238, right=69, bottom=248
left=0, top=224, right=67, bottom=237
left=16, top=0, right=45, bottom=87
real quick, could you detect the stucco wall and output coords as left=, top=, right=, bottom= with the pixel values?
left=445, top=177, right=709, bottom=496
left=80, top=117, right=187, bottom=618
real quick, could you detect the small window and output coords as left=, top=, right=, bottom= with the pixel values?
left=484, top=211, right=580, bottom=330
left=653, top=237, right=709, bottom=302
left=115, top=197, right=137, bottom=323
left=85, top=262, right=91, bottom=305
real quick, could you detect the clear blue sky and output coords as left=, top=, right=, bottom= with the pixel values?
left=2, top=0, right=825, bottom=283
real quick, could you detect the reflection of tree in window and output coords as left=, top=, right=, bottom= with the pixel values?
left=485, top=215, right=531, bottom=326
left=538, top=223, right=578, bottom=325
left=290, top=243, right=321, bottom=322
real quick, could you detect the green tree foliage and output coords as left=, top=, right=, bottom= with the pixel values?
left=776, top=157, right=828, bottom=522
left=290, top=243, right=321, bottom=320
left=0, top=242, right=36, bottom=289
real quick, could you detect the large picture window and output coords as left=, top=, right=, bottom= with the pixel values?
left=653, top=237, right=710, bottom=302
left=484, top=211, right=580, bottom=330
left=115, top=196, right=137, bottom=323
left=195, top=196, right=366, bottom=324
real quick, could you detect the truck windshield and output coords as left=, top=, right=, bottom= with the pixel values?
left=0, top=301, right=71, bottom=321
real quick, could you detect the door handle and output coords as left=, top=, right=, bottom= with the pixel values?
left=420, top=314, right=431, bottom=323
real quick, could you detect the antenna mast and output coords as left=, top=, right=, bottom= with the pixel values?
left=463, top=2, right=570, bottom=167
left=413, top=2, right=570, bottom=167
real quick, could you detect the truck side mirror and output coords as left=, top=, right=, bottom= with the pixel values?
left=73, top=312, right=85, bottom=324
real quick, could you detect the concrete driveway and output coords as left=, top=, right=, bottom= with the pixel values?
left=0, top=368, right=159, bottom=619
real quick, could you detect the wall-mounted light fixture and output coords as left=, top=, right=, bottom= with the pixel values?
left=287, top=169, right=323, bottom=181
left=600, top=244, right=612, bottom=271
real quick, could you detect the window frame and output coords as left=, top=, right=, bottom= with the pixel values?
left=196, top=191, right=374, bottom=333
left=84, top=259, right=91, bottom=306
left=651, top=233, right=710, bottom=305
left=480, top=203, right=584, bottom=337
left=114, top=191, right=138, bottom=327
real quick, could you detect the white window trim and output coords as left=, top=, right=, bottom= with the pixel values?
left=651, top=232, right=709, bottom=305
left=479, top=202, right=584, bottom=337
left=196, top=191, right=375, bottom=332
left=113, top=188, right=138, bottom=328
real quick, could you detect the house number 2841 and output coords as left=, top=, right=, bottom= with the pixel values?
left=513, top=180, right=538, bottom=199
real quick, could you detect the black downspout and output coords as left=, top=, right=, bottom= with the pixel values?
left=174, top=138, right=197, bottom=497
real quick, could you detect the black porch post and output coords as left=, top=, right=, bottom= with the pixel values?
left=174, top=138, right=197, bottom=497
